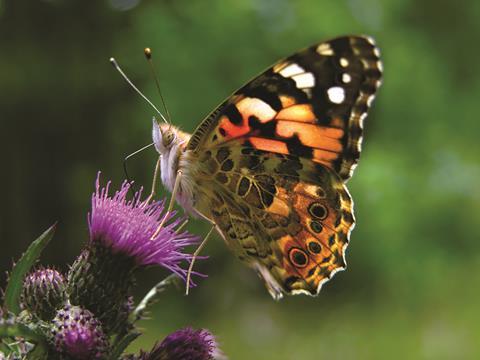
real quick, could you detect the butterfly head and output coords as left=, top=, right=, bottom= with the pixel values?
left=152, top=119, right=177, bottom=154
left=152, top=118, right=191, bottom=155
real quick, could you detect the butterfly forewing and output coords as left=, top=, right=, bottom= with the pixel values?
left=188, top=35, right=382, bottom=181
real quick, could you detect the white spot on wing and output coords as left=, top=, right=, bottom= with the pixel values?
left=279, top=63, right=305, bottom=77
left=356, top=136, right=363, bottom=152
left=377, top=60, right=384, bottom=72
left=342, top=73, right=351, bottom=83
left=236, top=97, right=276, bottom=123
left=358, top=112, right=367, bottom=128
left=339, top=57, right=349, bottom=67
left=291, top=72, right=315, bottom=88
left=367, top=95, right=375, bottom=107
left=365, top=36, right=376, bottom=45
left=317, top=43, right=334, bottom=56
left=327, top=87, right=345, bottom=104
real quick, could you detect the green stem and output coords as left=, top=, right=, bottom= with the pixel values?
left=130, top=274, right=179, bottom=323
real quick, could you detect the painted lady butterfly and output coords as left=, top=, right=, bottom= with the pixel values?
left=151, top=36, right=382, bottom=299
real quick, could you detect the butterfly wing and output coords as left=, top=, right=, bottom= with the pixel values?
left=202, top=147, right=354, bottom=299
left=187, top=36, right=382, bottom=298
left=188, top=35, right=382, bottom=180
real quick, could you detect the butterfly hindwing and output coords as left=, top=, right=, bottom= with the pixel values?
left=203, top=146, right=354, bottom=299
left=188, top=35, right=382, bottom=180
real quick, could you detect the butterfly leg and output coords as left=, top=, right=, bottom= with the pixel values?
left=175, top=218, right=189, bottom=234
left=150, top=169, right=183, bottom=240
left=144, top=156, right=161, bottom=204
left=185, top=222, right=215, bottom=295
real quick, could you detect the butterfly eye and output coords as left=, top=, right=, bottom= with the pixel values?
left=163, top=132, right=175, bottom=146
left=288, top=248, right=309, bottom=268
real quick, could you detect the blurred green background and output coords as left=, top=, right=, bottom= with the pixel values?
left=1, top=0, right=479, bottom=359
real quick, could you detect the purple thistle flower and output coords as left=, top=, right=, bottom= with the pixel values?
left=88, top=174, right=200, bottom=280
left=51, top=305, right=109, bottom=359
left=68, top=174, right=204, bottom=335
left=140, top=327, right=225, bottom=360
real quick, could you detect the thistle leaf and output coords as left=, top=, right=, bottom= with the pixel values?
left=109, top=331, right=141, bottom=360
left=0, top=320, right=49, bottom=359
left=0, top=320, right=44, bottom=343
left=4, top=224, right=57, bottom=314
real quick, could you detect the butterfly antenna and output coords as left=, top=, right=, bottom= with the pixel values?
left=144, top=48, right=172, bottom=124
left=122, top=142, right=155, bottom=196
left=109, top=57, right=169, bottom=124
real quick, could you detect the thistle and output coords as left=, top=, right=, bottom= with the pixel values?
left=67, top=175, right=200, bottom=334
left=0, top=174, right=222, bottom=359
left=139, top=327, right=224, bottom=360
left=51, top=305, right=109, bottom=359
left=21, top=267, right=67, bottom=320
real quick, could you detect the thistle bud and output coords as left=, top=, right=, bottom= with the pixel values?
left=51, top=305, right=109, bottom=359
left=139, top=327, right=224, bottom=360
left=22, top=267, right=66, bottom=320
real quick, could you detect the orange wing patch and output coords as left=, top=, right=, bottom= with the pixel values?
left=276, top=104, right=316, bottom=123
left=249, top=137, right=289, bottom=155
left=218, top=115, right=250, bottom=138
left=276, top=121, right=343, bottom=150
left=266, top=186, right=291, bottom=217
left=279, top=95, right=297, bottom=108
left=212, top=92, right=348, bottom=174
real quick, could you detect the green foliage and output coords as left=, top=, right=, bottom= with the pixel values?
left=0, top=317, right=48, bottom=359
left=0, top=321, right=44, bottom=343
left=3, top=224, right=56, bottom=314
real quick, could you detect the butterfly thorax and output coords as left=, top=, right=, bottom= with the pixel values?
left=152, top=122, right=199, bottom=214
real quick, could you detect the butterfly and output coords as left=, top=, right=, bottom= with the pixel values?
left=151, top=35, right=382, bottom=299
